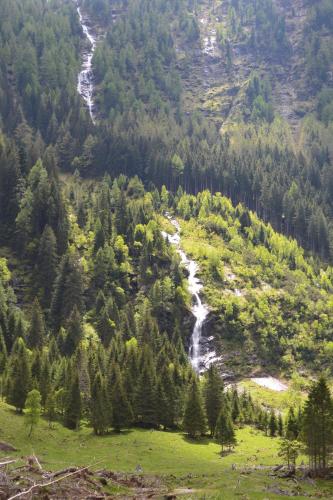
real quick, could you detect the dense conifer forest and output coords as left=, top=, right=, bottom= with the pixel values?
left=0, top=0, right=333, bottom=497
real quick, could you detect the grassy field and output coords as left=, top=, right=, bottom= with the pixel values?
left=238, top=380, right=306, bottom=413
left=0, top=403, right=332, bottom=498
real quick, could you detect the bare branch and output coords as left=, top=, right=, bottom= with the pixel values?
left=7, top=461, right=104, bottom=500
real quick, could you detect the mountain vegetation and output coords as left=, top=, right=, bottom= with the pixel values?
left=0, top=0, right=333, bottom=495
left=174, top=189, right=333, bottom=374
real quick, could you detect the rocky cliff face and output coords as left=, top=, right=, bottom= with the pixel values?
left=174, top=0, right=316, bottom=134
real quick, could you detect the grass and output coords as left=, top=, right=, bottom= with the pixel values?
left=1, top=403, right=279, bottom=473
left=239, top=380, right=305, bottom=413
left=1, top=403, right=333, bottom=498
left=156, top=214, right=176, bottom=235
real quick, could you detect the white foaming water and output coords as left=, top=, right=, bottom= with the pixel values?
left=162, top=217, right=210, bottom=372
left=76, top=2, right=97, bottom=123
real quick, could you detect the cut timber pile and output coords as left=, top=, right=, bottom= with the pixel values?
left=0, top=456, right=164, bottom=499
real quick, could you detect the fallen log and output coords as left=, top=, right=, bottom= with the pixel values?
left=51, top=466, right=79, bottom=478
left=7, top=462, right=103, bottom=500
left=0, top=459, right=17, bottom=467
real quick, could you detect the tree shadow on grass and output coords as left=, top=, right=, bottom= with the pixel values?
left=216, top=448, right=236, bottom=457
left=107, top=428, right=134, bottom=436
left=182, top=434, right=212, bottom=446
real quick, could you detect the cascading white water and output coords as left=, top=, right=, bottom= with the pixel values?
left=162, top=217, right=210, bottom=372
left=75, top=2, right=97, bottom=123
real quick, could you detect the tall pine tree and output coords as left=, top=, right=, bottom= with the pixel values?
left=183, top=379, right=207, bottom=438
left=204, top=365, right=224, bottom=436
left=301, top=377, right=333, bottom=472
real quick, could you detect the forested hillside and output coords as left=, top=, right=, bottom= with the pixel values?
left=0, top=0, right=333, bottom=259
left=173, top=190, right=333, bottom=375
left=1, top=0, right=333, bottom=496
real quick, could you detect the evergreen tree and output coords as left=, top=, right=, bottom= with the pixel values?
left=64, top=374, right=81, bottom=430
left=301, top=377, right=333, bottom=472
left=7, top=338, right=31, bottom=412
left=93, top=218, right=105, bottom=253
left=204, top=365, right=224, bottom=436
left=31, top=350, right=42, bottom=385
left=111, top=366, right=133, bottom=432
left=278, top=413, right=284, bottom=437
left=39, top=356, right=51, bottom=409
left=231, top=389, right=240, bottom=423
left=135, top=348, right=158, bottom=427
left=183, top=380, right=207, bottom=438
left=286, top=407, right=300, bottom=440
left=278, top=438, right=301, bottom=469
left=37, top=225, right=58, bottom=305
left=75, top=345, right=91, bottom=407
left=65, top=306, right=84, bottom=356
left=262, top=411, right=269, bottom=435
left=156, top=379, right=170, bottom=430
left=269, top=410, right=278, bottom=437
left=45, top=391, right=57, bottom=428
left=159, top=366, right=179, bottom=429
left=90, top=372, right=109, bottom=435
left=0, top=330, right=7, bottom=375
left=215, top=406, right=236, bottom=453
left=28, top=298, right=46, bottom=349
left=96, top=307, right=115, bottom=347
left=50, top=253, right=84, bottom=331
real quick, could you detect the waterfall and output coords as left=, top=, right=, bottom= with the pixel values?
left=75, top=1, right=98, bottom=123
left=162, top=216, right=210, bottom=372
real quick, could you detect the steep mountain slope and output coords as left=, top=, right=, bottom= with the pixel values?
left=1, top=1, right=333, bottom=488
left=176, top=0, right=325, bottom=132
left=1, top=0, right=333, bottom=263
left=163, top=189, right=333, bottom=378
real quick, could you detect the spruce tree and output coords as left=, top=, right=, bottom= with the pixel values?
left=64, top=374, right=81, bottom=430
left=90, top=372, right=110, bottom=435
left=286, top=407, right=300, bottom=440
left=0, top=329, right=7, bottom=374
left=75, top=345, right=91, bottom=408
left=204, top=365, right=224, bottom=436
left=262, top=411, right=269, bottom=436
left=112, top=367, right=133, bottom=432
left=31, top=351, right=42, bottom=385
left=183, top=380, right=207, bottom=438
left=50, top=253, right=84, bottom=330
left=159, top=366, right=179, bottom=429
left=278, top=413, right=284, bottom=437
left=37, top=225, right=58, bottom=306
left=45, top=391, right=57, bottom=428
left=39, top=356, right=51, bottom=409
left=278, top=438, right=301, bottom=470
left=301, top=377, right=333, bottom=472
left=93, top=218, right=105, bottom=253
left=0, top=286, right=9, bottom=351
left=96, top=307, right=115, bottom=347
left=7, top=338, right=31, bottom=412
left=231, top=389, right=240, bottom=423
left=156, top=379, right=169, bottom=430
left=269, top=410, right=277, bottom=437
left=215, top=407, right=236, bottom=453
left=135, top=347, right=158, bottom=427
left=64, top=306, right=83, bottom=356
left=28, top=298, right=45, bottom=349
left=123, top=340, right=139, bottom=408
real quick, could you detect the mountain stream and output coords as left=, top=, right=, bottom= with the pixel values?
left=162, top=216, right=216, bottom=372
